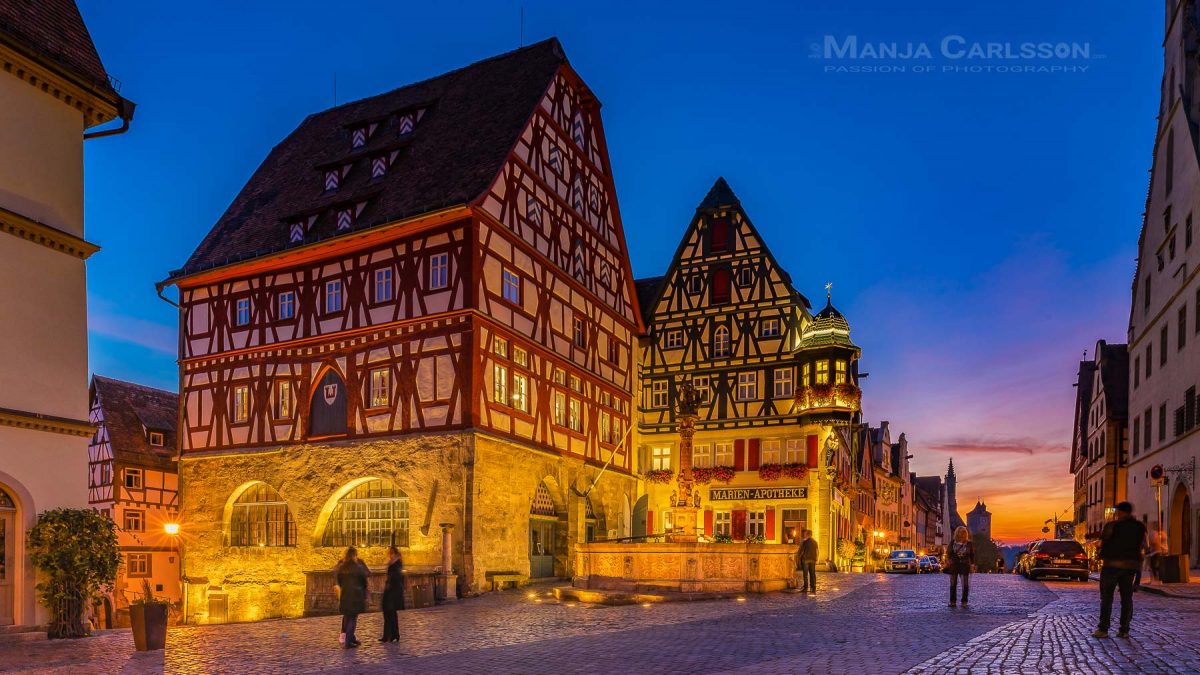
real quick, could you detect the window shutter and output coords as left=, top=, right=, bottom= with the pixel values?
left=732, top=509, right=748, bottom=540
left=704, top=510, right=714, bottom=537
left=734, top=439, right=745, bottom=471
left=765, top=506, right=776, bottom=542
left=749, top=439, right=761, bottom=471
left=806, top=434, right=819, bottom=467
left=647, top=510, right=654, bottom=535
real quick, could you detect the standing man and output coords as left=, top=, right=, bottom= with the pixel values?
left=797, top=529, right=819, bottom=594
left=1094, top=502, right=1148, bottom=639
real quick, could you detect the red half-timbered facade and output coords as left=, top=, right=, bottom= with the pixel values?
left=161, top=39, right=641, bottom=621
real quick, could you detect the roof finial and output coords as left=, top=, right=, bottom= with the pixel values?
left=825, top=281, right=832, bottom=302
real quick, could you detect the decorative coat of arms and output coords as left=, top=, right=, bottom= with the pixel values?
left=323, top=383, right=339, bottom=405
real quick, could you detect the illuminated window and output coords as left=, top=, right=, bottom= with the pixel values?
left=761, top=318, right=780, bottom=337
left=369, top=368, right=391, bottom=408
left=693, top=443, right=712, bottom=468
left=232, top=385, right=250, bottom=423
left=278, top=291, right=295, bottom=320
left=374, top=268, right=393, bottom=303
left=568, top=399, right=582, bottom=432
left=230, top=482, right=297, bottom=547
left=762, top=440, right=782, bottom=464
left=235, top=298, right=251, bottom=326
left=123, top=509, right=144, bottom=532
left=429, top=253, right=449, bottom=290
left=774, top=368, right=793, bottom=398
left=321, top=479, right=409, bottom=548
left=748, top=511, right=766, bottom=539
left=815, top=360, right=830, bottom=385
left=124, top=469, right=143, bottom=489
left=714, top=511, right=731, bottom=537
left=512, top=373, right=529, bottom=412
left=325, top=280, right=343, bottom=313
left=570, top=375, right=582, bottom=393
left=493, top=364, right=508, bottom=404
left=276, top=380, right=293, bottom=418
left=127, top=553, right=151, bottom=577
left=785, top=439, right=804, bottom=464
left=802, top=362, right=811, bottom=386
left=651, top=446, right=671, bottom=472
left=713, top=326, right=731, bottom=358
left=715, top=442, right=734, bottom=466
left=502, top=269, right=521, bottom=304
left=554, top=391, right=567, bottom=426
left=492, top=337, right=508, bottom=358
left=553, top=368, right=566, bottom=386
left=693, top=376, right=710, bottom=403
left=599, top=411, right=612, bottom=443
left=835, top=360, right=848, bottom=385
left=513, top=346, right=528, bottom=367
left=651, top=380, right=669, bottom=408
left=737, top=372, right=758, bottom=401
left=148, top=432, right=164, bottom=447
left=665, top=330, right=683, bottom=349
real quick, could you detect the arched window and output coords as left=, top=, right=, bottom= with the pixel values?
left=322, top=479, right=409, bottom=548
left=711, top=268, right=731, bottom=304
left=230, top=483, right=296, bottom=547
left=713, top=325, right=731, bottom=358
left=531, top=482, right=557, bottom=517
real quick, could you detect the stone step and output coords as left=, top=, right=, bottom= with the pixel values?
left=0, top=628, right=46, bottom=644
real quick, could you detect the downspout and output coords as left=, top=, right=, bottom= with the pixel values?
left=84, top=98, right=136, bottom=140
left=154, top=278, right=185, bottom=618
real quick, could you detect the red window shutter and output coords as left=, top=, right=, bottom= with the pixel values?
left=806, top=434, right=819, bottom=467
left=711, top=217, right=731, bottom=252
left=732, top=509, right=748, bottom=540
left=712, top=268, right=731, bottom=304
left=704, top=510, right=714, bottom=537
left=647, top=510, right=654, bottom=534
left=766, top=507, right=776, bottom=542
left=734, top=439, right=745, bottom=471
left=749, top=439, right=761, bottom=471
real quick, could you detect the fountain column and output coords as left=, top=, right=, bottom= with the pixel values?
left=668, top=382, right=701, bottom=543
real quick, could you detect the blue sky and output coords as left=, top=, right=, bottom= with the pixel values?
left=79, top=1, right=1159, bottom=540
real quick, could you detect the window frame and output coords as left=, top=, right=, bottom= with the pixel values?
left=715, top=442, right=734, bottom=466
left=123, top=508, right=145, bottom=533
left=651, top=446, right=672, bottom=472
left=373, top=267, right=394, bottom=304
left=235, top=297, right=251, bottom=327
left=232, top=384, right=250, bottom=424
left=124, top=468, right=143, bottom=490
left=737, top=372, right=759, bottom=401
left=325, top=279, right=344, bottom=314
left=761, top=318, right=781, bottom=338
left=651, top=380, right=669, bottom=409
left=277, top=291, right=296, bottom=321
left=367, top=367, right=391, bottom=410
left=773, top=368, right=793, bottom=398
left=713, top=325, right=731, bottom=358
left=126, top=552, right=151, bottom=578
left=275, top=380, right=293, bottom=419
left=815, top=360, right=830, bottom=385
left=429, top=252, right=449, bottom=291
left=502, top=269, right=521, bottom=305
left=664, top=329, right=684, bottom=349
left=148, top=431, right=164, bottom=447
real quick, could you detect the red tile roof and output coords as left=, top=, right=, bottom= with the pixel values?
left=91, top=375, right=177, bottom=470
left=171, top=38, right=569, bottom=280
left=0, top=0, right=114, bottom=92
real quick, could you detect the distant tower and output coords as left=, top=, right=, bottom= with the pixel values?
left=945, top=459, right=966, bottom=531
left=967, top=500, right=992, bottom=540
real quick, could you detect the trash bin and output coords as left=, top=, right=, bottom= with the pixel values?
left=1159, top=554, right=1191, bottom=583
left=410, top=583, right=434, bottom=609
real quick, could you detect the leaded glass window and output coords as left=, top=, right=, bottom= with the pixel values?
left=322, top=479, right=409, bottom=548
left=230, top=483, right=296, bottom=547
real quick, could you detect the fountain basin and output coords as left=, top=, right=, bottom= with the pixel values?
left=573, top=541, right=797, bottom=594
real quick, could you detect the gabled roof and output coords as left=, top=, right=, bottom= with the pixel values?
left=0, top=0, right=115, bottom=93
left=634, top=276, right=664, bottom=326
left=697, top=176, right=739, bottom=210
left=91, top=375, right=177, bottom=469
left=170, top=38, right=569, bottom=280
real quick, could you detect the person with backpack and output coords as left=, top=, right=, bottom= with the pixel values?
left=1094, top=502, right=1148, bottom=639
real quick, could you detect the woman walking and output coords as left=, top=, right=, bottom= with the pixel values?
left=335, top=547, right=368, bottom=648
left=380, top=546, right=405, bottom=643
left=946, top=526, right=975, bottom=608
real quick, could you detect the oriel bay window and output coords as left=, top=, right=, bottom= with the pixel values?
left=835, top=360, right=848, bottom=385
left=322, top=479, right=410, bottom=548
left=230, top=482, right=297, bottom=547
left=802, top=362, right=811, bottom=386
left=815, top=360, right=830, bottom=385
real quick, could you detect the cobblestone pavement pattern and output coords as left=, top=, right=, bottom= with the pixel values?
left=2, top=573, right=1197, bottom=674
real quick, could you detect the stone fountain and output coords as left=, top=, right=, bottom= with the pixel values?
left=572, top=382, right=797, bottom=594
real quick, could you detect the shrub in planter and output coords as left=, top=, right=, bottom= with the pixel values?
left=643, top=469, right=674, bottom=484
left=130, top=580, right=169, bottom=652
left=28, top=508, right=121, bottom=639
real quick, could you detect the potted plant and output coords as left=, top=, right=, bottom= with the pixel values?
left=130, top=579, right=169, bottom=651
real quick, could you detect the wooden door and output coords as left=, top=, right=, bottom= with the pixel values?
left=0, top=508, right=13, bottom=625
left=309, top=369, right=348, bottom=438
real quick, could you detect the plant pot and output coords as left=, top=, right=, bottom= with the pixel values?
left=130, top=603, right=168, bottom=651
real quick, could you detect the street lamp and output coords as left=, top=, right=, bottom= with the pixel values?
left=870, top=530, right=886, bottom=572
left=164, top=523, right=185, bottom=624
left=164, top=522, right=180, bottom=536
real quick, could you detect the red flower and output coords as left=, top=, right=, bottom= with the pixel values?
left=643, top=469, right=674, bottom=484
left=781, top=463, right=809, bottom=480
left=758, top=463, right=783, bottom=481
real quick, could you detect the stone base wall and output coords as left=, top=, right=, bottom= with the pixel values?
left=179, top=430, right=638, bottom=624
left=573, top=541, right=797, bottom=593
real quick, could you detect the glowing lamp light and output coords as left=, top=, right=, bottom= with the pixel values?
left=164, top=523, right=181, bottom=536
left=641, top=602, right=652, bottom=608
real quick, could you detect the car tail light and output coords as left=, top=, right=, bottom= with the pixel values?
left=1073, top=554, right=1086, bottom=559
left=1035, top=553, right=1050, bottom=559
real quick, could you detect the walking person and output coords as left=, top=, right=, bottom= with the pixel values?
left=335, top=547, right=369, bottom=649
left=946, top=526, right=974, bottom=608
left=380, top=546, right=404, bottom=643
left=1094, top=502, right=1148, bottom=639
left=796, top=529, right=819, bottom=594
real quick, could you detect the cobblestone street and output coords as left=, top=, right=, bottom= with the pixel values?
left=3, top=573, right=1198, bottom=674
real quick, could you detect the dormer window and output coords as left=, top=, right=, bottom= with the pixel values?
left=371, top=156, right=388, bottom=179
left=336, top=208, right=354, bottom=231
left=148, top=431, right=164, bottom=447
left=325, top=170, right=340, bottom=192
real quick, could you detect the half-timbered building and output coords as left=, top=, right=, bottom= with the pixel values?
left=634, top=179, right=863, bottom=566
left=88, top=376, right=180, bottom=624
left=159, top=39, right=641, bottom=623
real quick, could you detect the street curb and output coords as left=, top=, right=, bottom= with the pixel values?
left=1138, top=585, right=1200, bottom=599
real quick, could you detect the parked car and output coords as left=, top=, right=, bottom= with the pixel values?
left=922, top=556, right=941, bottom=573
left=1020, top=539, right=1088, bottom=581
left=917, top=556, right=932, bottom=573
left=885, top=549, right=921, bottom=574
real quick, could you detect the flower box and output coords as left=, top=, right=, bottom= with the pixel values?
left=643, top=469, right=674, bottom=484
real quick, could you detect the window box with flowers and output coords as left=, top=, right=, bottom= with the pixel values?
left=697, top=465, right=736, bottom=484
left=758, top=463, right=783, bottom=481
left=781, top=463, right=809, bottom=480
left=643, top=469, right=674, bottom=484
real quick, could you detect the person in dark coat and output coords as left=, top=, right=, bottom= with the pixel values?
left=380, top=546, right=404, bottom=643
left=1095, top=501, right=1148, bottom=639
left=946, top=526, right=975, bottom=607
left=796, top=529, right=819, bottom=593
left=336, top=547, right=369, bottom=648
